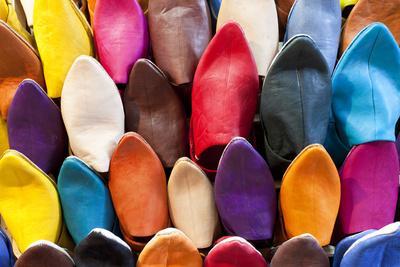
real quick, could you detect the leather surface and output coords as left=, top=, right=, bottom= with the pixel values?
left=0, top=21, right=44, bottom=120
left=190, top=22, right=259, bottom=173
left=341, top=0, right=358, bottom=10
left=0, top=150, right=62, bottom=253
left=209, top=0, right=221, bottom=19
left=0, top=0, right=33, bottom=44
left=0, top=230, right=14, bottom=267
left=74, top=228, right=136, bottom=267
left=148, top=0, right=211, bottom=85
left=58, top=157, right=116, bottom=244
left=124, top=59, right=187, bottom=168
left=15, top=241, right=74, bottom=267
left=109, top=132, right=169, bottom=250
left=215, top=137, right=276, bottom=241
left=332, top=23, right=400, bottom=148
left=34, top=0, right=94, bottom=98
left=271, top=234, right=330, bottom=267
left=261, top=35, right=331, bottom=179
left=8, top=79, right=67, bottom=174
left=284, top=0, right=341, bottom=74
left=280, top=144, right=341, bottom=246
left=217, top=0, right=279, bottom=76
left=338, top=142, right=399, bottom=235
left=340, top=222, right=400, bottom=267
left=204, top=236, right=268, bottom=267
left=275, top=0, right=295, bottom=39
left=19, top=0, right=34, bottom=27
left=137, top=228, right=202, bottom=267
left=168, top=157, right=220, bottom=249
left=0, top=117, right=8, bottom=154
left=94, top=0, right=148, bottom=84
left=61, top=56, right=125, bottom=173
left=341, top=0, right=400, bottom=53
left=332, top=230, right=375, bottom=267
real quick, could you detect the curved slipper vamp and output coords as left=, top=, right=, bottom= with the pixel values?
left=137, top=228, right=202, bottom=267
left=341, top=0, right=400, bottom=53
left=260, top=35, right=331, bottom=179
left=61, top=55, right=125, bottom=173
left=340, top=222, right=400, bottom=267
left=0, top=150, right=62, bottom=253
left=217, top=0, right=278, bottom=76
left=148, top=0, right=211, bottom=85
left=332, top=23, right=400, bottom=149
left=58, top=157, right=116, bottom=244
left=204, top=236, right=268, bottom=267
left=74, top=228, right=136, bottom=267
left=109, top=132, right=169, bottom=250
left=215, top=137, right=276, bottom=241
left=94, top=0, right=148, bottom=84
left=34, top=0, right=94, bottom=98
left=280, top=144, right=341, bottom=246
left=168, top=157, right=220, bottom=249
left=15, top=241, right=74, bottom=267
left=338, top=142, right=399, bottom=235
left=190, top=22, right=259, bottom=173
left=8, top=80, right=67, bottom=174
left=284, top=0, right=341, bottom=73
left=0, top=21, right=44, bottom=120
left=271, top=234, right=330, bottom=267
left=124, top=59, right=187, bottom=168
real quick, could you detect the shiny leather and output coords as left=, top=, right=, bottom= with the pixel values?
left=332, top=230, right=375, bottom=267
left=260, top=35, right=331, bottom=179
left=109, top=132, right=169, bottom=251
left=215, top=137, right=276, bottom=241
left=0, top=21, right=44, bottom=120
left=124, top=59, right=187, bottom=168
left=88, top=0, right=148, bottom=24
left=209, top=0, right=221, bottom=19
left=217, top=0, right=279, bottom=76
left=0, top=150, right=65, bottom=252
left=7, top=79, right=67, bottom=174
left=15, top=241, right=74, bottom=267
left=275, top=0, right=295, bottom=39
left=0, top=117, right=8, bottom=154
left=204, top=236, right=268, bottom=267
left=0, top=0, right=33, bottom=44
left=284, top=0, right=341, bottom=73
left=341, top=0, right=400, bottom=53
left=137, top=228, right=202, bottom=267
left=94, top=0, right=148, bottom=84
left=280, top=144, right=340, bottom=246
left=34, top=0, right=94, bottom=98
left=271, top=234, right=330, bottom=267
left=58, top=157, right=116, bottom=244
left=190, top=22, right=259, bottom=174
left=74, top=229, right=136, bottom=267
left=332, top=23, right=400, bottom=149
left=340, top=222, right=400, bottom=267
left=0, top=230, right=14, bottom=267
left=168, top=157, right=220, bottom=249
left=148, top=0, right=211, bottom=85
left=61, top=56, right=125, bottom=173
left=338, top=142, right=399, bottom=235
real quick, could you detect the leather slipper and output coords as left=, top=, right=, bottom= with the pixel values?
left=209, top=0, right=221, bottom=20
left=215, top=137, right=276, bottom=241
left=58, top=156, right=117, bottom=244
left=7, top=79, right=67, bottom=174
left=190, top=22, right=259, bottom=174
left=168, top=157, right=220, bottom=249
left=260, top=35, right=331, bottom=179
left=280, top=144, right=340, bottom=246
left=275, top=0, right=295, bottom=40
left=148, top=0, right=211, bottom=85
left=217, top=0, right=278, bottom=76
left=0, top=229, right=14, bottom=267
left=74, top=228, right=136, bottom=267
left=124, top=59, right=187, bottom=168
left=109, top=132, right=169, bottom=250
left=0, top=0, right=32, bottom=44
left=137, top=228, right=202, bottom=267
left=61, top=55, right=125, bottom=173
left=34, top=0, right=94, bottom=98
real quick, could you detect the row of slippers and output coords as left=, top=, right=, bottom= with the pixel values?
left=2, top=223, right=400, bottom=266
